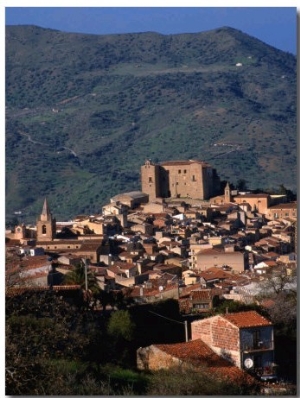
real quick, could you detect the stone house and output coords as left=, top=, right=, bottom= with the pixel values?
left=57, top=254, right=82, bottom=266
left=233, top=193, right=270, bottom=214
left=75, top=241, right=108, bottom=263
left=137, top=338, right=255, bottom=384
left=130, top=222, right=154, bottom=235
left=110, top=191, right=149, bottom=209
left=179, top=289, right=217, bottom=314
left=265, top=202, right=297, bottom=221
left=196, top=248, right=248, bottom=272
left=191, top=311, right=277, bottom=380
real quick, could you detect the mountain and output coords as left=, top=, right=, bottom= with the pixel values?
left=5, top=25, right=297, bottom=223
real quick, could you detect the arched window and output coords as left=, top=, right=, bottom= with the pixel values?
left=42, top=225, right=47, bottom=234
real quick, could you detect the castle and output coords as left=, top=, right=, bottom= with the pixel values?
left=141, top=159, right=221, bottom=202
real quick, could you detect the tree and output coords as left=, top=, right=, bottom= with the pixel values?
left=258, top=270, right=297, bottom=296
left=236, top=178, right=248, bottom=191
left=107, top=310, right=135, bottom=341
left=5, top=290, right=97, bottom=395
left=256, top=270, right=297, bottom=330
left=64, top=261, right=100, bottom=296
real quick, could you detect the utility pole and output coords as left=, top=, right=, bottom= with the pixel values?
left=184, top=320, right=188, bottom=342
left=83, top=258, right=88, bottom=291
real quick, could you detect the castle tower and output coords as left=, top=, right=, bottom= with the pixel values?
left=141, top=160, right=161, bottom=202
left=36, top=198, right=56, bottom=241
left=224, top=182, right=232, bottom=203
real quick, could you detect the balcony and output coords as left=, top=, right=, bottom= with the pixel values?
left=242, top=340, right=274, bottom=353
left=253, top=365, right=278, bottom=382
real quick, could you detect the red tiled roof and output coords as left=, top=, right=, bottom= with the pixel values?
left=222, top=311, right=272, bottom=328
left=235, top=193, right=269, bottom=198
left=268, top=202, right=297, bottom=209
left=191, top=290, right=212, bottom=300
left=199, top=268, right=231, bottom=280
left=6, top=285, right=81, bottom=297
left=154, top=339, right=254, bottom=383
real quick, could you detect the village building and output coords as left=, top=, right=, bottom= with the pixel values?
left=196, top=247, right=248, bottom=272
left=191, top=310, right=277, bottom=380
left=141, top=159, right=221, bottom=202
left=265, top=202, right=297, bottom=220
left=136, top=338, right=255, bottom=385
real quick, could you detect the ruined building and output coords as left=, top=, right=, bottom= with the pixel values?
left=141, top=159, right=221, bottom=202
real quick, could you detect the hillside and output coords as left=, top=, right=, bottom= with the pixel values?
left=5, top=25, right=297, bottom=222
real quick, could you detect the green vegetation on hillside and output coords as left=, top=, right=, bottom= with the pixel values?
left=6, top=26, right=296, bottom=221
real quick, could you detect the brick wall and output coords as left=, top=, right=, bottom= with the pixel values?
left=191, top=315, right=241, bottom=367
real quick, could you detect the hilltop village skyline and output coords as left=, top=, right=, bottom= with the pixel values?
left=6, top=158, right=297, bottom=394
left=5, top=19, right=297, bottom=395
left=9, top=158, right=297, bottom=225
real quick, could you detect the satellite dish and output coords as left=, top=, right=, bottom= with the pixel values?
left=244, top=358, right=254, bottom=369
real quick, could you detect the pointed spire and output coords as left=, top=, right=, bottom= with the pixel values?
left=41, top=197, right=51, bottom=216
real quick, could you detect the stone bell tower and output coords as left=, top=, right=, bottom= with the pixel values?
left=36, top=198, right=56, bottom=241
left=224, top=181, right=232, bottom=203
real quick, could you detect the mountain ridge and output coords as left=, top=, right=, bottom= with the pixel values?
left=5, top=25, right=296, bottom=222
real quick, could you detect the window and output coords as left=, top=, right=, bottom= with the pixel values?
left=42, top=225, right=47, bottom=234
left=254, top=355, right=262, bottom=369
left=253, top=330, right=261, bottom=348
left=194, top=303, right=209, bottom=309
left=178, top=170, right=181, bottom=174
left=184, top=169, right=187, bottom=174
left=149, top=177, right=153, bottom=183
left=192, top=175, right=196, bottom=181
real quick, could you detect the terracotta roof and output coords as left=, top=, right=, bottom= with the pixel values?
left=154, top=339, right=254, bottom=383
left=268, top=202, right=297, bottom=209
left=191, top=290, right=212, bottom=300
left=235, top=193, right=269, bottom=198
left=6, top=285, right=81, bottom=297
left=222, top=311, right=272, bottom=328
left=199, top=268, right=231, bottom=280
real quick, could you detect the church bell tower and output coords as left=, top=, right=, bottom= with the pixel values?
left=36, top=198, right=56, bottom=241
left=224, top=182, right=232, bottom=203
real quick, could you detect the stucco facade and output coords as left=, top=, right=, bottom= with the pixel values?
left=196, top=249, right=248, bottom=272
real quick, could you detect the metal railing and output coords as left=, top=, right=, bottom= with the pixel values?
left=242, top=340, right=274, bottom=352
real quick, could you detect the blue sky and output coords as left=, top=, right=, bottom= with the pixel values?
left=4, top=7, right=297, bottom=54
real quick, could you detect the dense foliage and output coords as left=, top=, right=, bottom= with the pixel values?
left=5, top=291, right=266, bottom=395
left=5, top=25, right=296, bottom=222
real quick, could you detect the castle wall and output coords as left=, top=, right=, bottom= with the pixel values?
left=141, top=160, right=220, bottom=202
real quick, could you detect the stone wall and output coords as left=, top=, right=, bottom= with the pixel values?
left=137, top=345, right=181, bottom=370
